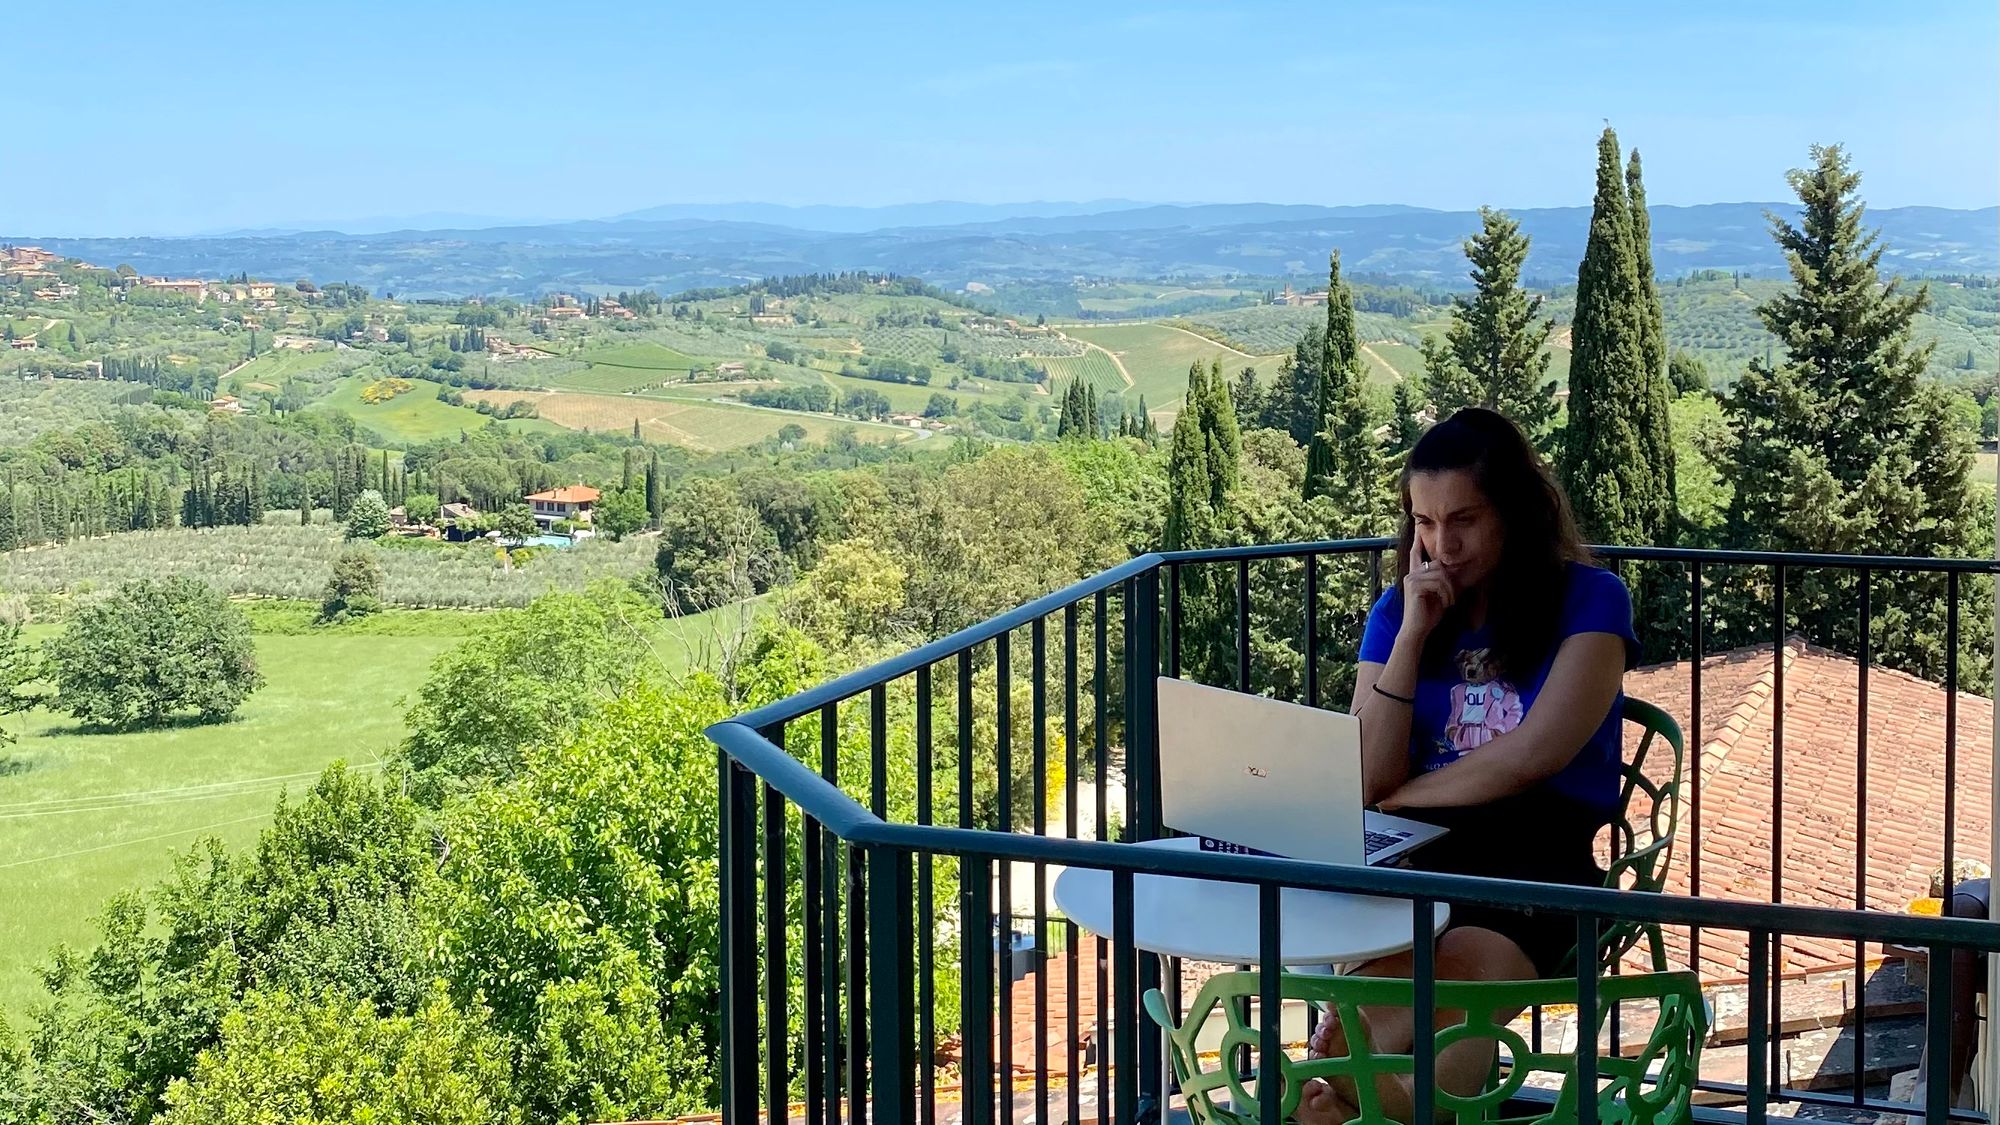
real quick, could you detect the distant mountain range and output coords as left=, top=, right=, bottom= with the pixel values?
left=13, top=201, right=1995, bottom=299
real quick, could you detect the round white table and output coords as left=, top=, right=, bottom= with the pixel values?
left=1051, top=837, right=1451, bottom=965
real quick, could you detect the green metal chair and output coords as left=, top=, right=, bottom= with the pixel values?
left=1569, top=697, right=1686, bottom=976
left=1144, top=970, right=1707, bottom=1125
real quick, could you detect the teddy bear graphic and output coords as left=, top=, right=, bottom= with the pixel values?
left=1443, top=647, right=1524, bottom=757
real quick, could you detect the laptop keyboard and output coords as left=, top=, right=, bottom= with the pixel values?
left=1364, top=828, right=1412, bottom=855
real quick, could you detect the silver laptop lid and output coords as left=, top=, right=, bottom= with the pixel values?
left=1155, top=676, right=1367, bottom=865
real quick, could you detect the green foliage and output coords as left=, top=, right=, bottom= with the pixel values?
left=9, top=764, right=434, bottom=1122
left=43, top=577, right=263, bottom=728
left=1561, top=127, right=1675, bottom=548
left=1719, top=144, right=1990, bottom=686
left=1669, top=391, right=1734, bottom=547
left=396, top=587, right=655, bottom=804
left=655, top=477, right=790, bottom=613
left=777, top=539, right=909, bottom=650
left=0, top=619, right=38, bottom=746
left=425, top=679, right=731, bottom=1122
left=1420, top=208, right=1558, bottom=440
left=157, top=988, right=518, bottom=1125
left=1667, top=351, right=1710, bottom=394
left=403, top=492, right=441, bottom=526
left=593, top=486, right=646, bottom=542
left=344, top=489, right=391, bottom=540
left=1164, top=360, right=1240, bottom=553
left=494, top=504, right=537, bottom=543
left=1301, top=252, right=1389, bottom=533
left=319, top=547, right=384, bottom=624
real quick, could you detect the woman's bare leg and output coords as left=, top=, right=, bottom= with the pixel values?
left=1299, top=927, right=1537, bottom=1123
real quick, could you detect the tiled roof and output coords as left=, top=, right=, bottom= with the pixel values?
left=1625, top=639, right=1991, bottom=981
left=524, top=485, right=600, bottom=503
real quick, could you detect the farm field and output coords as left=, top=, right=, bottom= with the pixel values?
left=0, top=523, right=659, bottom=608
left=309, top=374, right=558, bottom=445
left=1039, top=351, right=1128, bottom=397
left=464, top=388, right=917, bottom=450
left=1061, top=322, right=1289, bottom=407
left=550, top=342, right=705, bottom=393
left=0, top=596, right=758, bottom=1019
left=1359, top=340, right=1424, bottom=382
left=222, top=348, right=340, bottom=392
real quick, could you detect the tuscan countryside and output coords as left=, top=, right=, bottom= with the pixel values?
left=1, top=4, right=1996, bottom=1125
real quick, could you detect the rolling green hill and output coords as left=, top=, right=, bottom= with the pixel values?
left=309, top=375, right=559, bottom=445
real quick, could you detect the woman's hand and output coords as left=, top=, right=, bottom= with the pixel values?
left=1399, top=559, right=1455, bottom=640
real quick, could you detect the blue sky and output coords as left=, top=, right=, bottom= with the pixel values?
left=9, top=0, right=1995, bottom=235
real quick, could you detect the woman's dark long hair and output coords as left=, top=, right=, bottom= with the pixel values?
left=1394, top=407, right=1592, bottom=678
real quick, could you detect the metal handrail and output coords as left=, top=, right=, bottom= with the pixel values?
left=710, top=717, right=2000, bottom=952
left=724, top=552, right=1164, bottom=731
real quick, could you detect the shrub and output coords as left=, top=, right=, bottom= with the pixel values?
left=43, top=576, right=263, bottom=728
left=320, top=548, right=385, bottom=623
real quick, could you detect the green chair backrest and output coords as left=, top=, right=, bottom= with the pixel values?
left=1573, top=697, right=1685, bottom=975
left=1144, top=970, right=1707, bottom=1125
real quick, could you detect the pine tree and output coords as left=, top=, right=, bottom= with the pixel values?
left=1721, top=143, right=1989, bottom=686
left=1419, top=208, right=1558, bottom=441
left=1560, top=126, right=1669, bottom=547
left=1231, top=366, right=1267, bottom=430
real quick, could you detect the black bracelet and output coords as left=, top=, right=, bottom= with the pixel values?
left=1372, top=683, right=1416, bottom=706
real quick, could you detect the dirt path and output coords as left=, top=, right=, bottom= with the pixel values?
left=1050, top=330, right=1136, bottom=389
left=1153, top=321, right=1276, bottom=362
left=1359, top=342, right=1401, bottom=380
left=29, top=318, right=62, bottom=341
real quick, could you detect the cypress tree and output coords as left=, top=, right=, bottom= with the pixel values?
left=1388, top=375, right=1426, bottom=457
left=645, top=451, right=664, bottom=528
left=1303, top=251, right=1389, bottom=531
left=1625, top=148, right=1677, bottom=545
left=1721, top=143, right=1988, bottom=685
left=1164, top=360, right=1242, bottom=684
left=1559, top=126, right=1665, bottom=547
left=1419, top=208, right=1558, bottom=441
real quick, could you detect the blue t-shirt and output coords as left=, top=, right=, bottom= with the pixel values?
left=1358, top=561, right=1639, bottom=812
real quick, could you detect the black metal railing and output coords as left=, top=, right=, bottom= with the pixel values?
left=710, top=540, right=2000, bottom=1125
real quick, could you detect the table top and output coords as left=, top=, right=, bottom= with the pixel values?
left=1050, top=837, right=1450, bottom=965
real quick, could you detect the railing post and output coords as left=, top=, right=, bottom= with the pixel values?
left=1125, top=566, right=1162, bottom=843
left=869, top=845, right=917, bottom=1125
left=962, top=856, right=995, bottom=1125
left=1124, top=566, right=1164, bottom=1118
left=720, top=751, right=761, bottom=1125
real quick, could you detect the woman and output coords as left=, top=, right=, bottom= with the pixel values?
left=1296, top=407, right=1638, bottom=1125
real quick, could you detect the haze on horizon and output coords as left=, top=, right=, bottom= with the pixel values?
left=8, top=0, right=1996, bottom=237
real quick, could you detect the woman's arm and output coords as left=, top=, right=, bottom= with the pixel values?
left=1377, top=631, right=1624, bottom=810
left=1352, top=628, right=1424, bottom=804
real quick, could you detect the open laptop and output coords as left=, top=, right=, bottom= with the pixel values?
left=1156, top=676, right=1448, bottom=866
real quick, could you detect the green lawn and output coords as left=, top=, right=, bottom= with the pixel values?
left=0, top=594, right=758, bottom=1019
left=1975, top=451, right=1997, bottom=485
left=0, top=624, right=461, bottom=1017
left=309, top=375, right=558, bottom=446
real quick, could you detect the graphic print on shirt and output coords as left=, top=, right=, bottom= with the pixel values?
left=1441, top=647, right=1524, bottom=758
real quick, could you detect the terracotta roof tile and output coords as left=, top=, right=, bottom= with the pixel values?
left=1624, top=640, right=1991, bottom=980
